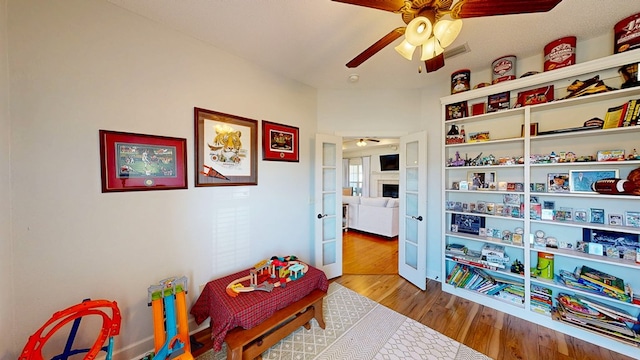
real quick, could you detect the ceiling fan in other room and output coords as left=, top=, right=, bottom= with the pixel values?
left=355, top=138, right=380, bottom=147
left=334, top=0, right=563, bottom=73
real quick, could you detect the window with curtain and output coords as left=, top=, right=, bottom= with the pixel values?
left=348, top=163, right=363, bottom=196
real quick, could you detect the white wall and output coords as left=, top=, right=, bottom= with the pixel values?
left=6, top=0, right=316, bottom=358
left=0, top=0, right=16, bottom=357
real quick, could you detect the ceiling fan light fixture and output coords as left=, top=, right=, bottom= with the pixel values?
left=394, top=39, right=416, bottom=60
left=356, top=139, right=367, bottom=147
left=420, top=36, right=444, bottom=61
left=433, top=19, right=463, bottom=48
left=404, top=16, right=432, bottom=46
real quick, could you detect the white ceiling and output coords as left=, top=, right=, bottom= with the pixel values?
left=106, top=0, right=640, bottom=90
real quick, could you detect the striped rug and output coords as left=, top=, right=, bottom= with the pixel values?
left=197, top=282, right=491, bottom=360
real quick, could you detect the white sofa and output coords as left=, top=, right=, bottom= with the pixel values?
left=343, top=196, right=399, bottom=238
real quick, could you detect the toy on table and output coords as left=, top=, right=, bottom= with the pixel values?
left=147, top=276, right=193, bottom=360
left=225, top=256, right=308, bottom=297
left=19, top=299, right=121, bottom=360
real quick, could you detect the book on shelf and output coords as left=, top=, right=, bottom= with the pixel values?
left=579, top=266, right=626, bottom=294
left=603, top=104, right=626, bottom=129
left=574, top=294, right=640, bottom=324
left=621, top=99, right=638, bottom=127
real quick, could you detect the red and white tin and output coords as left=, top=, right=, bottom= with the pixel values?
left=614, top=12, right=640, bottom=53
left=544, top=36, right=576, bottom=71
left=492, top=55, right=516, bottom=84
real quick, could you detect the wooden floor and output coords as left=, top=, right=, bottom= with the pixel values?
left=342, top=230, right=397, bottom=274
left=336, top=231, right=635, bottom=360
left=191, top=232, right=635, bottom=359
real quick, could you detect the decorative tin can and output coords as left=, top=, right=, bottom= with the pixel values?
left=451, top=69, right=470, bottom=94
left=492, top=55, right=516, bottom=84
left=544, top=36, right=576, bottom=71
left=614, top=12, right=640, bottom=53
left=537, top=252, right=554, bottom=280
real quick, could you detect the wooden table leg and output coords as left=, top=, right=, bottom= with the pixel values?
left=312, top=297, right=325, bottom=329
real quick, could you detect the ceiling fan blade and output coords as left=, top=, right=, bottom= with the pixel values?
left=425, top=53, right=445, bottom=72
left=450, top=0, right=563, bottom=19
left=332, top=0, right=409, bottom=13
left=368, top=139, right=381, bottom=142
left=346, top=27, right=405, bottom=68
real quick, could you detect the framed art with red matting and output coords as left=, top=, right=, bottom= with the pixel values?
left=99, top=130, right=187, bottom=192
left=262, top=120, right=299, bottom=162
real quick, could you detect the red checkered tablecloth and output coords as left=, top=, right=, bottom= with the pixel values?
left=190, top=264, right=329, bottom=351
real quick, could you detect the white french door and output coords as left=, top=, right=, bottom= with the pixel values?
left=313, top=134, right=343, bottom=279
left=398, top=131, right=428, bottom=290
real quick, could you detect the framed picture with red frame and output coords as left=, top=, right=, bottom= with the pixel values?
left=262, top=120, right=299, bottom=162
left=99, top=130, right=187, bottom=192
left=515, top=85, right=554, bottom=108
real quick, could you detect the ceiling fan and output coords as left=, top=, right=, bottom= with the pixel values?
left=355, top=138, right=380, bottom=146
left=334, top=0, right=563, bottom=72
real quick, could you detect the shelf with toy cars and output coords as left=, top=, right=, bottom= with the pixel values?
left=441, top=50, right=640, bottom=357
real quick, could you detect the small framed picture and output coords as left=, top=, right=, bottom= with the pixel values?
left=476, top=201, right=487, bottom=213
left=468, top=131, right=490, bottom=143
left=469, top=203, right=477, bottom=212
left=626, top=211, right=640, bottom=227
left=451, top=224, right=459, bottom=232
left=487, top=91, right=510, bottom=113
left=445, top=101, right=468, bottom=120
left=569, top=169, right=619, bottom=193
left=535, top=183, right=546, bottom=192
left=574, top=209, right=588, bottom=223
left=520, top=123, right=539, bottom=137
left=609, top=214, right=623, bottom=226
left=498, top=181, right=508, bottom=191
left=459, top=181, right=469, bottom=190
left=468, top=171, right=497, bottom=190
left=590, top=208, right=605, bottom=224
left=512, top=233, right=523, bottom=245
left=478, top=228, right=487, bottom=237
left=451, top=181, right=460, bottom=190
left=547, top=173, right=570, bottom=193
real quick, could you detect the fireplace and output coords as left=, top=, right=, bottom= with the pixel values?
left=382, top=184, right=399, bottom=198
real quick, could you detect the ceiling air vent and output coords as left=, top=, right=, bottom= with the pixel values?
left=444, top=42, right=470, bottom=60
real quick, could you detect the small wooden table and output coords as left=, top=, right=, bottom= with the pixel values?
left=190, top=265, right=328, bottom=359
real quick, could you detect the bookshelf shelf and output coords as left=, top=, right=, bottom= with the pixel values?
left=441, top=51, right=640, bottom=357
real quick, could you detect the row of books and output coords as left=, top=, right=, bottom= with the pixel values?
left=553, top=293, right=640, bottom=346
left=446, top=264, right=524, bottom=305
left=531, top=284, right=553, bottom=315
left=603, top=98, right=640, bottom=129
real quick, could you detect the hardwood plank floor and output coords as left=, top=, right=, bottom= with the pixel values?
left=342, top=229, right=397, bottom=274
left=191, top=232, right=635, bottom=359
left=336, top=231, right=636, bottom=360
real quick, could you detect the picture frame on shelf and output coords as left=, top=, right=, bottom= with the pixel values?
left=609, top=214, right=624, bottom=226
left=487, top=91, right=510, bottom=113
left=451, top=213, right=485, bottom=235
left=262, top=120, right=299, bottom=162
left=574, top=209, right=588, bottom=223
left=626, top=211, right=640, bottom=227
left=194, top=107, right=258, bottom=186
left=590, top=208, right=605, bottom=224
left=468, top=131, right=490, bottom=142
left=547, top=173, right=570, bottom=192
left=569, top=169, right=619, bottom=193
left=514, top=85, right=554, bottom=108
left=98, top=130, right=188, bottom=193
left=471, top=102, right=485, bottom=116
left=445, top=101, right=468, bottom=120
left=535, top=183, right=546, bottom=192
left=520, top=123, right=539, bottom=137
left=467, top=171, right=496, bottom=190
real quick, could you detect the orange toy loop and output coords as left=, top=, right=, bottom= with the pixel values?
left=19, top=299, right=121, bottom=360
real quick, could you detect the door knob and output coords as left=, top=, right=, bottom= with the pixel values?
left=317, top=214, right=327, bottom=219
left=412, top=215, right=423, bottom=221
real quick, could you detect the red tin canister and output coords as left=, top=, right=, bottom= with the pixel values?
left=451, top=69, right=470, bottom=94
left=492, top=55, right=516, bottom=84
left=544, top=36, right=576, bottom=71
left=614, top=12, right=640, bottom=53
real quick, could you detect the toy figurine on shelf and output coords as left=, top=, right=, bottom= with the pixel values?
left=448, top=151, right=466, bottom=167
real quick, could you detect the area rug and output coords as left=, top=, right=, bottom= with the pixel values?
left=197, top=283, right=491, bottom=360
